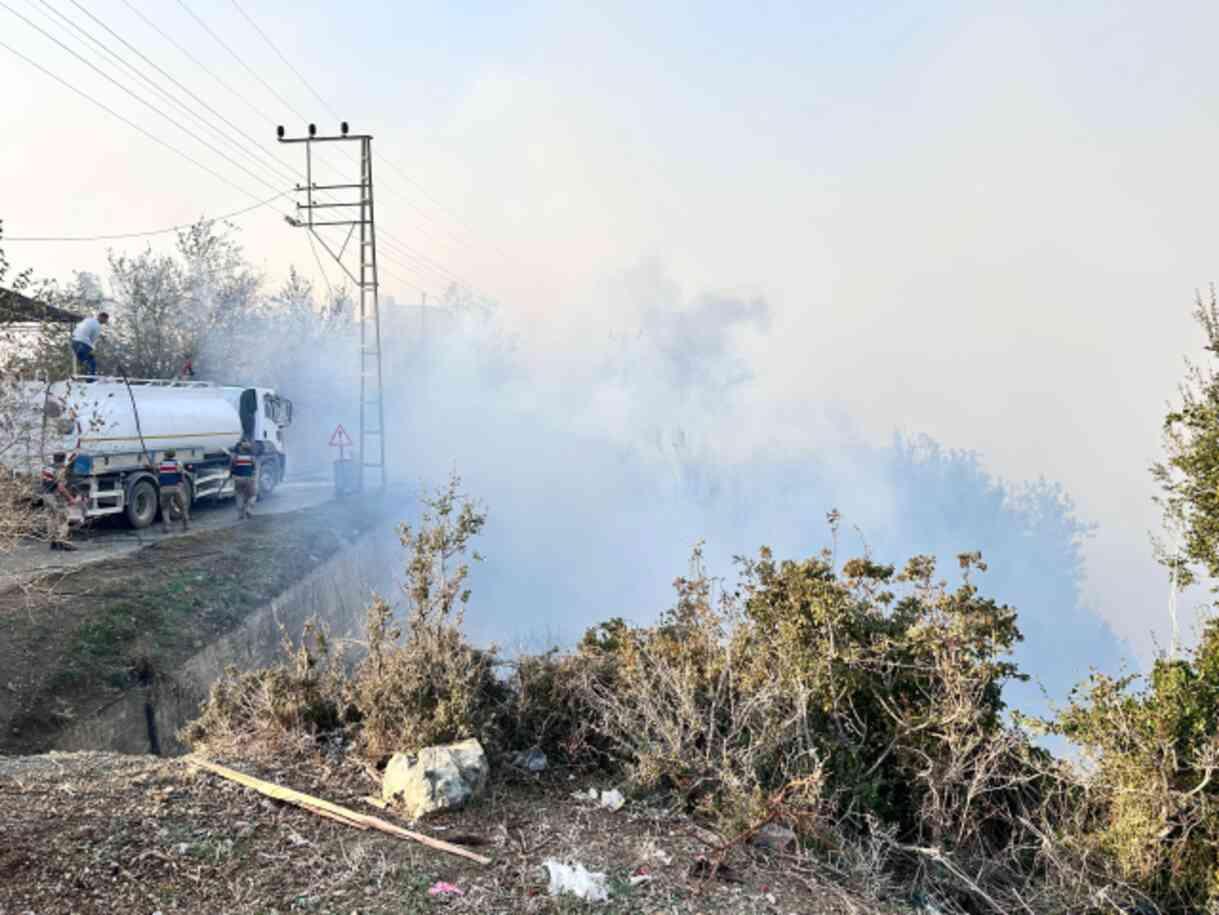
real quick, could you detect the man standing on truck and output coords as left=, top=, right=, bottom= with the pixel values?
left=230, top=440, right=257, bottom=520
left=157, top=450, right=190, bottom=533
left=70, top=311, right=109, bottom=377
left=42, top=452, right=78, bottom=551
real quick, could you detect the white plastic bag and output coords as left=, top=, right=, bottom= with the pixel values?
left=543, top=860, right=610, bottom=902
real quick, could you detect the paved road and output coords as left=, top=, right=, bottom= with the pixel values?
left=0, top=477, right=335, bottom=580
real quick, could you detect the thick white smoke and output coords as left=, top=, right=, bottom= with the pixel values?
left=248, top=259, right=1131, bottom=726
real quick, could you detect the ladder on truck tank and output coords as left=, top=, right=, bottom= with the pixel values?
left=70, top=375, right=218, bottom=389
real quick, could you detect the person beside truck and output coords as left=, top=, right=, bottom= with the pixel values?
left=42, top=452, right=78, bottom=551
left=230, top=440, right=257, bottom=520
left=157, top=450, right=190, bottom=534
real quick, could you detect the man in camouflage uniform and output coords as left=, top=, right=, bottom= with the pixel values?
left=157, top=450, right=190, bottom=534
left=230, top=440, right=257, bottom=520
left=42, top=452, right=77, bottom=551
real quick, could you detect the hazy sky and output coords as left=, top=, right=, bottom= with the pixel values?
left=4, top=1, right=1218, bottom=661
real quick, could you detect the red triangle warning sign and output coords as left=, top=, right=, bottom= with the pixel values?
left=329, top=424, right=353, bottom=447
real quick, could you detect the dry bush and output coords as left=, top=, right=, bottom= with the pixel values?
left=180, top=621, right=351, bottom=762
left=579, top=545, right=828, bottom=835
left=348, top=473, right=508, bottom=762
left=575, top=532, right=1136, bottom=914
left=497, top=647, right=612, bottom=767
left=353, top=595, right=505, bottom=763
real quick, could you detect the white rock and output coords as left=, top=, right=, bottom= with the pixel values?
left=382, top=738, right=489, bottom=818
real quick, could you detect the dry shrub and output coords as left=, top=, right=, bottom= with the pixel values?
left=353, top=596, right=505, bottom=763
left=576, top=532, right=1127, bottom=914
left=180, top=621, right=350, bottom=761
left=497, top=648, right=612, bottom=766
left=351, top=474, right=508, bottom=762
left=578, top=548, right=828, bottom=836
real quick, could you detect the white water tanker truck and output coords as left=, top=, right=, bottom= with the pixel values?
left=16, top=377, right=293, bottom=529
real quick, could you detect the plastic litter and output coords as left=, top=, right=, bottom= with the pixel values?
left=599, top=788, right=625, bottom=811
left=512, top=749, right=548, bottom=772
left=428, top=881, right=464, bottom=897
left=543, top=860, right=610, bottom=902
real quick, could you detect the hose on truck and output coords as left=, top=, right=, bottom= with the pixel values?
left=118, top=363, right=153, bottom=467
left=119, top=364, right=155, bottom=544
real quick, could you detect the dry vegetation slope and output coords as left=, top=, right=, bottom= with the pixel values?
left=0, top=495, right=389, bottom=756
left=0, top=751, right=898, bottom=915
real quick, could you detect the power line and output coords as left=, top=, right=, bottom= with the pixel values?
left=0, top=0, right=286, bottom=200
left=175, top=0, right=304, bottom=125
left=0, top=32, right=265, bottom=206
left=104, top=0, right=442, bottom=297
left=10, top=0, right=446, bottom=298
left=1, top=10, right=440, bottom=299
left=3, top=191, right=288, bottom=242
left=158, top=0, right=439, bottom=294
left=61, top=0, right=304, bottom=191
left=229, top=0, right=332, bottom=117
left=222, top=0, right=497, bottom=275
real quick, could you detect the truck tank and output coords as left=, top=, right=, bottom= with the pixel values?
left=43, top=379, right=243, bottom=459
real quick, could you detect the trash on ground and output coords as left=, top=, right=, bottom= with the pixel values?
left=428, top=881, right=464, bottom=897
left=544, top=860, right=611, bottom=902
left=511, top=749, right=548, bottom=772
left=599, top=788, right=625, bottom=811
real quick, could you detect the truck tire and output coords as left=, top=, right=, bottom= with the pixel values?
left=125, top=477, right=158, bottom=529
left=258, top=457, right=279, bottom=498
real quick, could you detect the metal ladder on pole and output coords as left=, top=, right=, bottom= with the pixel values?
left=358, top=137, right=386, bottom=489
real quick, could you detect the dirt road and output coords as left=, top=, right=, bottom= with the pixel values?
left=0, top=476, right=335, bottom=581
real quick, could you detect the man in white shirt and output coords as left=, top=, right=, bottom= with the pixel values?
left=70, top=311, right=109, bottom=376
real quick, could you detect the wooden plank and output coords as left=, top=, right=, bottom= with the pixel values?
left=303, top=802, right=369, bottom=830
left=186, top=756, right=491, bottom=865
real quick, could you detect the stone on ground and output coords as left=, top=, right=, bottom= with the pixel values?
left=382, top=738, right=489, bottom=818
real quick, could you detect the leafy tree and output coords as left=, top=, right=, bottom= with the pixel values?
left=1054, top=621, right=1219, bottom=913
left=1153, top=288, right=1219, bottom=588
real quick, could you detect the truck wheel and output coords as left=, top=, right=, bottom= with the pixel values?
left=125, top=477, right=158, bottom=529
left=258, top=458, right=278, bottom=498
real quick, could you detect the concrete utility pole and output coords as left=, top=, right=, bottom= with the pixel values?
left=277, top=122, right=386, bottom=491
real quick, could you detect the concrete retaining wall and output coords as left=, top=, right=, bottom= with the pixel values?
left=55, top=525, right=401, bottom=755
